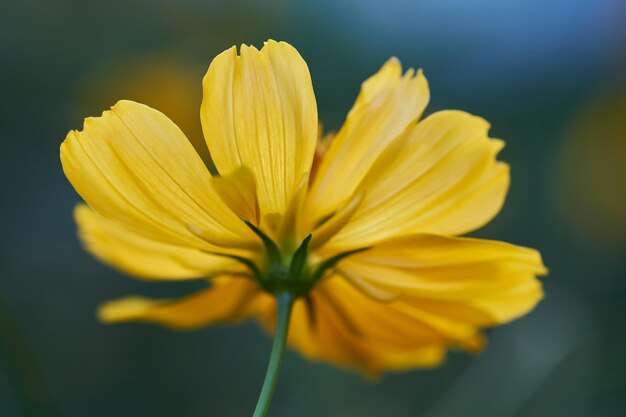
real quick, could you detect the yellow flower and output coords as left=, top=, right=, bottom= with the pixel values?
left=61, top=40, right=547, bottom=376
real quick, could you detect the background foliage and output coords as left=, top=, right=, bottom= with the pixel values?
left=1, top=1, right=625, bottom=416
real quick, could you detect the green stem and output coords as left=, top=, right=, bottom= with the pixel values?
left=252, top=291, right=295, bottom=417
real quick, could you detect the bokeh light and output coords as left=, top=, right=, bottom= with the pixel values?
left=1, top=1, right=625, bottom=417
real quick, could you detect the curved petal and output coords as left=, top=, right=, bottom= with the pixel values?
left=328, top=110, right=510, bottom=248
left=60, top=100, right=254, bottom=250
left=211, top=166, right=260, bottom=226
left=98, top=277, right=262, bottom=329
left=201, top=40, right=317, bottom=217
left=402, top=278, right=544, bottom=326
left=75, top=205, right=241, bottom=280
left=256, top=276, right=481, bottom=375
left=309, top=193, right=364, bottom=251
left=337, top=234, right=547, bottom=325
left=304, top=58, right=429, bottom=229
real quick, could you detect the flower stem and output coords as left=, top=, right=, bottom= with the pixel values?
left=252, top=291, right=295, bottom=417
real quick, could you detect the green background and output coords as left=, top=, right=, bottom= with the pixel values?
left=1, top=0, right=625, bottom=416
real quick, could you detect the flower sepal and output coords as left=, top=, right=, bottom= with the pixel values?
left=240, top=220, right=369, bottom=298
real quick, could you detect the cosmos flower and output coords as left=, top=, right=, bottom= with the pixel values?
left=61, top=40, right=546, bottom=380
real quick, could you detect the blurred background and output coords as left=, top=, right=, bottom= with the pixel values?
left=1, top=0, right=625, bottom=416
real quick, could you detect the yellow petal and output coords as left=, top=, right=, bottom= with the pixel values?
left=211, top=166, right=260, bottom=226
left=75, top=205, right=240, bottom=280
left=409, top=278, right=544, bottom=325
left=309, top=193, right=364, bottom=251
left=328, top=110, right=510, bottom=248
left=338, top=234, right=547, bottom=325
left=60, top=100, right=254, bottom=250
left=256, top=276, right=479, bottom=374
left=276, top=174, right=308, bottom=247
left=98, top=277, right=261, bottom=329
left=335, top=264, right=400, bottom=302
left=304, top=58, right=429, bottom=228
left=201, top=40, right=317, bottom=217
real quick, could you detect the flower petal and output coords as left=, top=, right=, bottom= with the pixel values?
left=276, top=174, right=308, bottom=245
left=256, top=276, right=481, bottom=374
left=98, top=277, right=261, bottom=329
left=328, top=110, right=510, bottom=248
left=201, top=40, right=317, bottom=217
left=304, top=58, right=429, bottom=228
left=61, top=100, right=254, bottom=250
left=337, top=234, right=547, bottom=325
left=75, top=205, right=240, bottom=280
left=272, top=233, right=546, bottom=373
left=211, top=166, right=260, bottom=226
left=309, top=193, right=364, bottom=251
